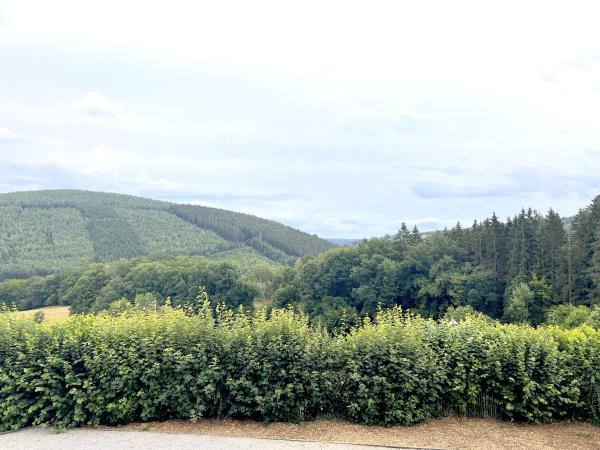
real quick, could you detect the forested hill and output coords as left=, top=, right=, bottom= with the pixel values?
left=265, top=196, right=600, bottom=330
left=0, top=189, right=334, bottom=280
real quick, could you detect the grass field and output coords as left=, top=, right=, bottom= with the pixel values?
left=14, top=305, right=70, bottom=322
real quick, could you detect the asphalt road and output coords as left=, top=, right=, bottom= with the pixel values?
left=0, top=428, right=406, bottom=450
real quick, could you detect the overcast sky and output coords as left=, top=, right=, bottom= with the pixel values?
left=1, top=1, right=600, bottom=238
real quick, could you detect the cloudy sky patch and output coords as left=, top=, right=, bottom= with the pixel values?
left=0, top=126, right=21, bottom=141
left=1, top=0, right=600, bottom=237
left=74, top=91, right=123, bottom=119
left=0, top=127, right=21, bottom=142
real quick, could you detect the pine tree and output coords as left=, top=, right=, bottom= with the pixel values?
left=392, top=223, right=411, bottom=258
left=569, top=196, right=600, bottom=303
left=542, top=209, right=568, bottom=299
left=508, top=211, right=526, bottom=280
left=409, top=225, right=422, bottom=245
left=587, top=229, right=600, bottom=305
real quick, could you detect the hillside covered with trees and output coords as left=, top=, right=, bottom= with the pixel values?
left=0, top=190, right=334, bottom=280
left=270, top=196, right=600, bottom=329
left=3, top=191, right=600, bottom=331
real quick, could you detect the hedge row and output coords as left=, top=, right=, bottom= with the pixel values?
left=1, top=306, right=599, bottom=431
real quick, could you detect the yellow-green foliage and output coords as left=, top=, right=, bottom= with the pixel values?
left=340, top=310, right=445, bottom=425
left=0, top=306, right=599, bottom=431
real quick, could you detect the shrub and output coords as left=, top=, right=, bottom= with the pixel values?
left=0, top=305, right=599, bottom=431
left=220, top=307, right=333, bottom=422
left=546, top=304, right=591, bottom=329
left=434, top=317, right=494, bottom=416
left=339, top=310, right=445, bottom=425
left=482, top=325, right=580, bottom=422
left=586, top=306, right=600, bottom=329
left=548, top=325, right=600, bottom=424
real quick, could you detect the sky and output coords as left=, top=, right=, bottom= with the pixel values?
left=1, top=1, right=600, bottom=238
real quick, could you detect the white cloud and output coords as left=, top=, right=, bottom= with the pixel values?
left=45, top=146, right=137, bottom=176
left=74, top=91, right=123, bottom=118
left=305, top=89, right=433, bottom=121
left=134, top=173, right=186, bottom=192
left=404, top=217, right=441, bottom=225
left=0, top=126, right=21, bottom=141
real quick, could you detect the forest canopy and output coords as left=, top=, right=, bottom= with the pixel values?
left=0, top=189, right=334, bottom=280
left=269, top=196, right=600, bottom=328
left=2, top=190, right=600, bottom=329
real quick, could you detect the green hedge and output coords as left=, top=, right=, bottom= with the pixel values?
left=0, top=306, right=599, bottom=431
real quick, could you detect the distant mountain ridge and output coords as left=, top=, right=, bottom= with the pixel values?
left=0, top=189, right=334, bottom=280
left=326, top=238, right=362, bottom=247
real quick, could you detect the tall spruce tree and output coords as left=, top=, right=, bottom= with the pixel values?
left=542, top=209, right=568, bottom=299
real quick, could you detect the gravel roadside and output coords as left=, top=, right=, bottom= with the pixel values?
left=2, top=418, right=599, bottom=450
left=0, top=427, right=411, bottom=450
left=120, top=417, right=600, bottom=450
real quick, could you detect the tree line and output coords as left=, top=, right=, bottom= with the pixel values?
left=270, top=196, right=600, bottom=328
left=0, top=256, right=259, bottom=313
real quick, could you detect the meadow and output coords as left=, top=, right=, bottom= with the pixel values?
left=13, top=305, right=70, bottom=322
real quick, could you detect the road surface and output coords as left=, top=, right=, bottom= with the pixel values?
left=0, top=427, right=419, bottom=450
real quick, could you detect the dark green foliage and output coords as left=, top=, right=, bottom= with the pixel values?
left=0, top=256, right=259, bottom=313
left=503, top=274, right=558, bottom=326
left=272, top=195, right=600, bottom=327
left=437, top=319, right=582, bottom=422
left=83, top=206, right=148, bottom=262
left=0, top=274, right=65, bottom=310
left=1, top=307, right=599, bottom=431
left=169, top=203, right=333, bottom=261
left=6, top=190, right=600, bottom=327
left=0, top=190, right=333, bottom=280
left=281, top=239, right=399, bottom=323
left=0, top=205, right=94, bottom=279
left=302, top=296, right=359, bottom=331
